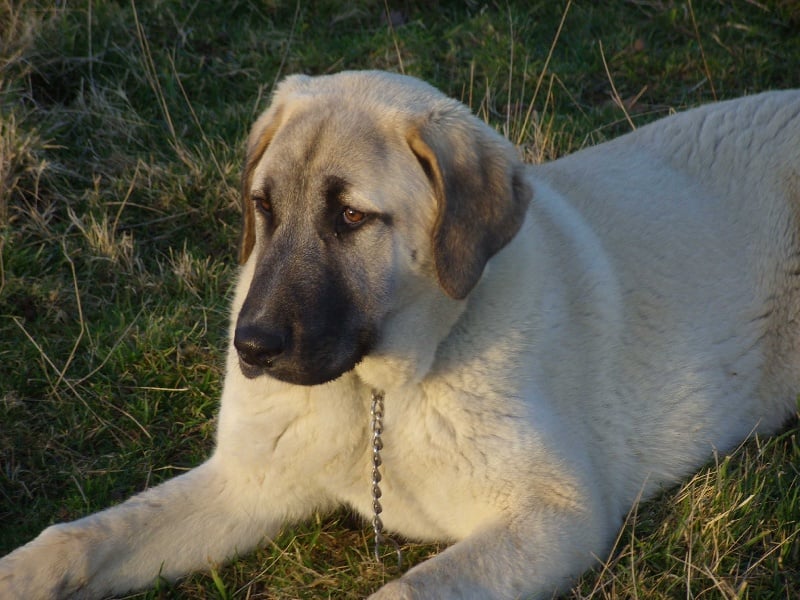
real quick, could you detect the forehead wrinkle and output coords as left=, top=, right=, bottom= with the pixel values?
left=252, top=102, right=400, bottom=220
left=270, top=107, right=331, bottom=177
left=285, top=101, right=387, bottom=160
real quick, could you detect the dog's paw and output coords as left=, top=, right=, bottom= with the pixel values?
left=0, top=547, right=56, bottom=599
left=367, top=579, right=419, bottom=600
left=0, top=559, right=19, bottom=599
left=0, top=524, right=89, bottom=599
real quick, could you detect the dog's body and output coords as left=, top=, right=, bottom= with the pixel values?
left=1, top=71, right=799, bottom=599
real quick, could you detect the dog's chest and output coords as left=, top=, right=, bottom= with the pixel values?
left=343, top=394, right=528, bottom=542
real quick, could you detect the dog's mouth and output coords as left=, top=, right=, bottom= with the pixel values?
left=236, top=352, right=364, bottom=386
left=234, top=323, right=375, bottom=386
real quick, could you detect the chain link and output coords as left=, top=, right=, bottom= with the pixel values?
left=370, top=389, right=402, bottom=568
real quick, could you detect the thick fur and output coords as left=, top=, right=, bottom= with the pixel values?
left=1, top=71, right=799, bottom=599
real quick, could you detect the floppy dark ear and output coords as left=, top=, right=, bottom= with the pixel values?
left=407, top=116, right=531, bottom=299
left=238, top=104, right=285, bottom=264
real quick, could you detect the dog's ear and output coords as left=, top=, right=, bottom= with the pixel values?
left=407, top=112, right=531, bottom=299
left=239, top=103, right=286, bottom=264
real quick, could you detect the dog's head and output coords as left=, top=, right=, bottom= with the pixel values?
left=234, top=71, right=531, bottom=387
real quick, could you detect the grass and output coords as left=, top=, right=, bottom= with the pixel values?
left=1, top=0, right=799, bottom=597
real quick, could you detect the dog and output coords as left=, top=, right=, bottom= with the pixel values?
left=1, top=70, right=798, bottom=599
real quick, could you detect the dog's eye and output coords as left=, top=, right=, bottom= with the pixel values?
left=253, top=191, right=272, bottom=216
left=333, top=206, right=370, bottom=237
left=342, top=207, right=366, bottom=226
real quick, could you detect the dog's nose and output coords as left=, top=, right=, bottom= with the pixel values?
left=234, top=324, right=286, bottom=371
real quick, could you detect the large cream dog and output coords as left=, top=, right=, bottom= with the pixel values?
left=1, top=70, right=798, bottom=599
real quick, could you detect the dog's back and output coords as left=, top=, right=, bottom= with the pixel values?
left=530, top=90, right=800, bottom=496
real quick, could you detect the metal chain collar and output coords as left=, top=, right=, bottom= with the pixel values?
left=370, top=389, right=402, bottom=568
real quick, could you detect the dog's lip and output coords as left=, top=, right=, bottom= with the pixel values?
left=237, top=354, right=363, bottom=386
left=237, top=358, right=269, bottom=380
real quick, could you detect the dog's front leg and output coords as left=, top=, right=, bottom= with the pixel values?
left=0, top=455, right=295, bottom=599
left=370, top=503, right=612, bottom=600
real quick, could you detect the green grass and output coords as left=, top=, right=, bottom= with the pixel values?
left=1, top=0, right=799, bottom=597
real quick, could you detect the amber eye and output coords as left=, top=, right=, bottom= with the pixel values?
left=342, top=207, right=366, bottom=226
left=253, top=191, right=272, bottom=215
